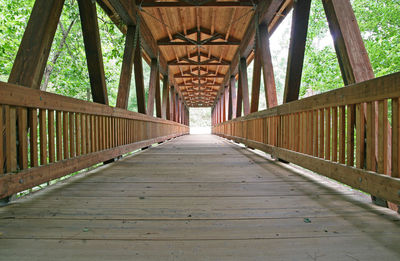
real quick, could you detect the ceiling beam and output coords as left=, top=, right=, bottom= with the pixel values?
left=105, top=0, right=168, bottom=75
left=137, top=0, right=255, bottom=8
left=215, top=0, right=290, bottom=107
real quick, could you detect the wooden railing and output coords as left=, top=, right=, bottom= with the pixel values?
left=213, top=72, right=400, bottom=206
left=0, top=81, right=189, bottom=199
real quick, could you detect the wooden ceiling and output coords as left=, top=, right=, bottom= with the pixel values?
left=99, top=0, right=292, bottom=107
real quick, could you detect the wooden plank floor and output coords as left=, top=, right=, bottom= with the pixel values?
left=1, top=134, right=400, bottom=260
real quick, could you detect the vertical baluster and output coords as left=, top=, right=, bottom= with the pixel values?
left=347, top=105, right=355, bottom=166
left=325, top=108, right=331, bottom=160
left=339, top=106, right=346, bottom=164
left=356, top=103, right=365, bottom=168
left=17, top=108, right=28, bottom=170
left=299, top=113, right=303, bottom=152
left=91, top=115, right=95, bottom=152
left=319, top=109, right=324, bottom=158
left=0, top=106, right=3, bottom=173
left=96, top=116, right=100, bottom=151
left=63, top=112, right=69, bottom=159
left=56, top=111, right=62, bottom=161
left=313, top=110, right=318, bottom=156
left=6, top=106, right=17, bottom=172
left=378, top=100, right=388, bottom=174
left=366, top=102, right=376, bottom=171
left=29, top=108, right=38, bottom=167
left=308, top=111, right=313, bottom=155
left=332, top=107, right=338, bottom=162
left=39, top=109, right=47, bottom=165
left=392, top=98, right=400, bottom=178
left=75, top=113, right=81, bottom=156
left=89, top=115, right=93, bottom=153
left=69, top=112, right=75, bottom=158
left=81, top=114, right=86, bottom=155
left=295, top=113, right=300, bottom=152
left=48, top=110, right=55, bottom=163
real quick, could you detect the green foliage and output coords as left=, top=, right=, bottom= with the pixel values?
left=0, top=0, right=34, bottom=80
left=300, top=0, right=400, bottom=97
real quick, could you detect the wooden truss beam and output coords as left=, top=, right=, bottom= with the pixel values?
left=238, top=57, right=250, bottom=116
left=168, top=52, right=230, bottom=66
left=283, top=0, right=311, bottom=103
left=322, top=0, right=374, bottom=84
left=78, top=0, right=109, bottom=104
left=116, top=25, right=137, bottom=109
left=228, top=76, right=237, bottom=120
left=107, top=0, right=168, bottom=75
left=250, top=35, right=262, bottom=113
left=134, top=31, right=147, bottom=114
left=162, top=75, right=170, bottom=119
left=138, top=0, right=255, bottom=8
left=220, top=0, right=287, bottom=103
left=259, top=24, right=277, bottom=108
left=158, top=27, right=240, bottom=43
left=8, top=0, right=65, bottom=89
left=147, top=59, right=159, bottom=116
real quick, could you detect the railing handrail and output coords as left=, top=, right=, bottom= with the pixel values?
left=0, top=81, right=185, bottom=126
left=216, top=72, right=400, bottom=124
left=212, top=71, right=400, bottom=207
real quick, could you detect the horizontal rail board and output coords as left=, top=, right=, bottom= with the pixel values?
left=218, top=134, right=400, bottom=205
left=226, top=72, right=400, bottom=122
left=213, top=72, right=400, bottom=209
left=0, top=134, right=182, bottom=199
left=0, top=81, right=189, bottom=199
left=0, top=81, right=183, bottom=126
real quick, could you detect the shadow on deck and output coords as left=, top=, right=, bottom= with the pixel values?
left=1, top=134, right=400, bottom=260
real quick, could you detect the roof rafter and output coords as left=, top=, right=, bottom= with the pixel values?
left=138, top=0, right=256, bottom=8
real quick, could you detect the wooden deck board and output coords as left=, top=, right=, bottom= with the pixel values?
left=1, top=134, right=400, bottom=260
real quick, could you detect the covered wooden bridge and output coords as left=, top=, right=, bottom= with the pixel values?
left=1, top=0, right=400, bottom=260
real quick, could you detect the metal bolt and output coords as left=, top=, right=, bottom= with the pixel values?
left=358, top=177, right=362, bottom=183
left=19, top=178, right=24, bottom=184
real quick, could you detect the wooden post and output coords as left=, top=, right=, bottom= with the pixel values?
left=283, top=0, right=312, bottom=103
left=221, top=92, right=225, bottom=122
left=78, top=0, right=108, bottom=104
left=134, top=32, right=146, bottom=114
left=238, top=57, right=250, bottom=116
left=147, top=58, right=158, bottom=116
left=250, top=37, right=262, bottom=113
left=259, top=24, right=277, bottom=108
left=322, top=0, right=374, bottom=85
left=323, top=0, right=394, bottom=208
left=161, top=75, right=169, bottom=119
left=224, top=86, right=229, bottom=121
left=170, top=86, right=175, bottom=121
left=175, top=93, right=179, bottom=123
left=116, top=26, right=137, bottom=109
left=229, top=76, right=237, bottom=120
left=155, top=74, right=162, bottom=118
left=8, top=0, right=65, bottom=89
